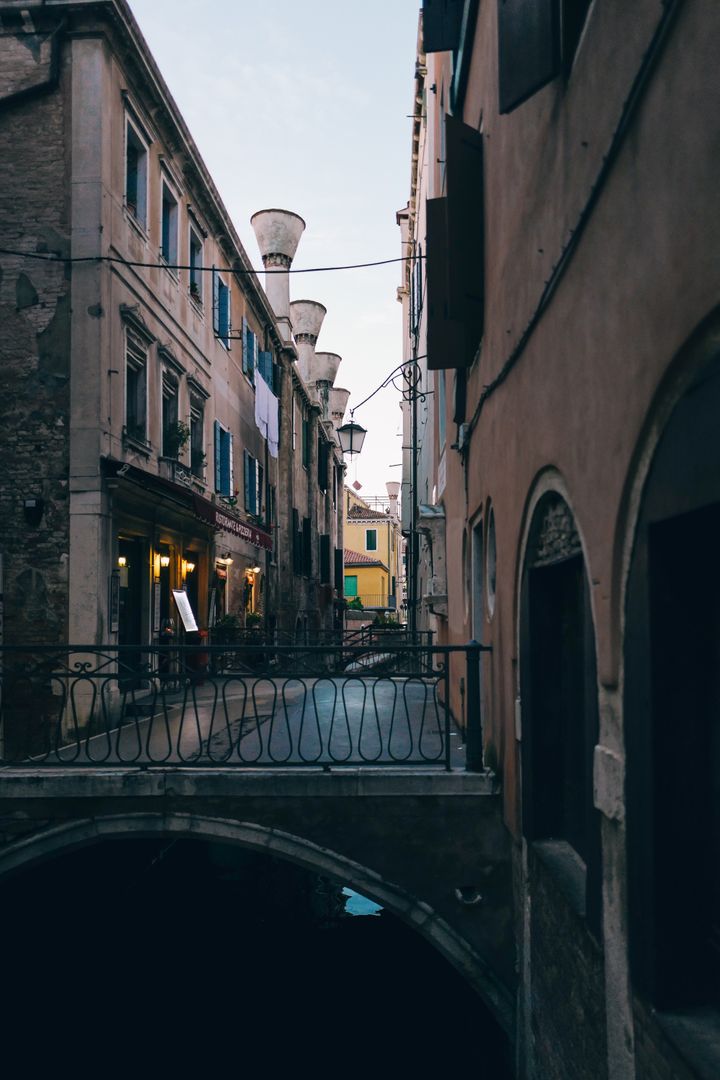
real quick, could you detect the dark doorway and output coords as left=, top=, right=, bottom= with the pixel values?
left=117, top=536, right=145, bottom=683
left=646, top=503, right=720, bottom=1007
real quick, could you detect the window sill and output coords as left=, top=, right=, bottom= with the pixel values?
left=122, top=431, right=151, bottom=457
left=531, top=838, right=586, bottom=919
left=123, top=208, right=149, bottom=243
left=189, top=293, right=204, bottom=314
left=654, top=1008, right=720, bottom=1080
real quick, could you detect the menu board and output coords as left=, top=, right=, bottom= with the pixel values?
left=172, top=589, right=199, bottom=632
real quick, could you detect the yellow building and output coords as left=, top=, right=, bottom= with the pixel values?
left=344, top=487, right=402, bottom=614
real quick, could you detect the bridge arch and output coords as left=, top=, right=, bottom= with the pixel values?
left=0, top=810, right=513, bottom=1034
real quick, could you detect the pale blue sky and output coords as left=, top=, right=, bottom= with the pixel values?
left=128, top=0, right=420, bottom=494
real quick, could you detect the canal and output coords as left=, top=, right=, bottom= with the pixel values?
left=2, top=839, right=512, bottom=1075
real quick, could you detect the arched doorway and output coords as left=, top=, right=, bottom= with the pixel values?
left=624, top=348, right=720, bottom=1012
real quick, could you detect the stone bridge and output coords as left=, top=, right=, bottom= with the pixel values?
left=0, top=765, right=515, bottom=1033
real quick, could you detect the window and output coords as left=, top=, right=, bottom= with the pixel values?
left=125, top=329, right=147, bottom=442
left=302, top=517, right=312, bottom=576
left=189, top=227, right=203, bottom=304
left=244, top=450, right=263, bottom=518
left=190, top=395, right=205, bottom=477
left=160, top=180, right=178, bottom=267
left=212, top=270, right=231, bottom=348
left=366, top=529, right=377, bottom=552
left=243, top=318, right=256, bottom=383
left=498, top=0, right=592, bottom=114
left=257, top=349, right=275, bottom=391
left=301, top=412, right=310, bottom=469
left=161, top=371, right=180, bottom=457
left=125, top=118, right=148, bottom=227
left=320, top=535, right=331, bottom=584
left=317, top=439, right=328, bottom=492
left=213, top=420, right=233, bottom=495
left=410, top=243, right=423, bottom=339
left=344, top=575, right=358, bottom=597
left=292, top=395, right=297, bottom=451
left=292, top=508, right=302, bottom=575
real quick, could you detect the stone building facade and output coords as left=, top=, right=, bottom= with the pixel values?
left=0, top=0, right=345, bottom=657
left=401, top=2, right=720, bottom=1078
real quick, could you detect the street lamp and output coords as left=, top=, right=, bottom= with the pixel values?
left=337, top=418, right=367, bottom=457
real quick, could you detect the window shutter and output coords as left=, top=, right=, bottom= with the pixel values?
left=320, top=535, right=331, bottom=584
left=242, top=316, right=249, bottom=373
left=248, top=329, right=256, bottom=383
left=498, top=0, right=560, bottom=115
left=445, top=113, right=485, bottom=363
left=244, top=450, right=251, bottom=510
left=258, top=350, right=272, bottom=386
left=422, top=0, right=464, bottom=53
left=212, top=269, right=219, bottom=335
left=257, top=462, right=264, bottom=518
left=226, top=283, right=232, bottom=349
left=426, top=197, right=465, bottom=370
left=214, top=420, right=222, bottom=492
left=228, top=431, right=234, bottom=495
left=334, top=548, right=344, bottom=592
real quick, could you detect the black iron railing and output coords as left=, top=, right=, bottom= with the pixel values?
left=0, top=641, right=487, bottom=770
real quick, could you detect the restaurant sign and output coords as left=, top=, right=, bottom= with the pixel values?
left=192, top=495, right=272, bottom=551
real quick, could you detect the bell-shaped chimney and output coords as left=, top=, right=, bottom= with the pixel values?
left=250, top=208, right=306, bottom=344
left=329, top=387, right=351, bottom=432
left=290, top=299, right=327, bottom=381
left=386, top=480, right=401, bottom=521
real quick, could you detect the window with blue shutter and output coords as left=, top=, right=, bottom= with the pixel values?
left=244, top=450, right=261, bottom=515
left=214, top=421, right=232, bottom=495
left=213, top=270, right=231, bottom=348
left=243, top=319, right=256, bottom=383
left=258, top=350, right=273, bottom=389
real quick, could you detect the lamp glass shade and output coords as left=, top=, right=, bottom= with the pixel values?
left=337, top=420, right=367, bottom=457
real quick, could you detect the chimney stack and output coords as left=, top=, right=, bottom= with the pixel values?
left=386, top=480, right=401, bottom=520
left=289, top=299, right=327, bottom=381
left=250, top=208, right=306, bottom=345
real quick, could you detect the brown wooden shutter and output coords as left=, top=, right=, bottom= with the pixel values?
left=426, top=197, right=465, bottom=371
left=445, top=113, right=484, bottom=361
left=497, top=0, right=560, bottom=114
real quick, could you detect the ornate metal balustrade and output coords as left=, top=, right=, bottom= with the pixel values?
left=0, top=642, right=487, bottom=770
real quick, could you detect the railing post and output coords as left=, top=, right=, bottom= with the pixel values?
left=465, top=639, right=483, bottom=771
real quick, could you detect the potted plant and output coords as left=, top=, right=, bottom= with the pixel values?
left=163, top=420, right=191, bottom=460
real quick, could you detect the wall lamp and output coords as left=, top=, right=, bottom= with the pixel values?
left=117, top=555, right=127, bottom=568
left=251, top=565, right=262, bottom=574
left=160, top=554, right=170, bottom=568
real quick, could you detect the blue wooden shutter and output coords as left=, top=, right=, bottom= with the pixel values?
left=214, top=420, right=222, bottom=492
left=242, top=317, right=249, bottom=374
left=258, top=350, right=272, bottom=386
left=212, top=269, right=219, bottom=335
left=244, top=450, right=251, bottom=511
left=257, top=462, right=264, bottom=518
left=227, top=431, right=234, bottom=494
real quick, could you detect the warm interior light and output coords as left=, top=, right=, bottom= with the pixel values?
left=160, top=554, right=170, bottom=568
left=185, top=561, right=196, bottom=573
left=252, top=565, right=262, bottom=574
left=117, top=556, right=127, bottom=567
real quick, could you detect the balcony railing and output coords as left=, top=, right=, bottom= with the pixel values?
left=0, top=641, right=488, bottom=771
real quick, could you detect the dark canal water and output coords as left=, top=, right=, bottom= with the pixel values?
left=3, top=839, right=512, bottom=1076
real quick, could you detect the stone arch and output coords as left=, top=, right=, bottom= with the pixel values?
left=620, top=308, right=720, bottom=1018
left=0, top=811, right=514, bottom=1034
left=515, top=474, right=602, bottom=929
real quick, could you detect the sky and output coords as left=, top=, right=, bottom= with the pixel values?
left=127, top=0, right=421, bottom=497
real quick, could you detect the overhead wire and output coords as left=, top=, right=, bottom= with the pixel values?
left=0, top=246, right=417, bottom=275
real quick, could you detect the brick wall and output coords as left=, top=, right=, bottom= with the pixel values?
left=529, top=846, right=608, bottom=1079
left=0, top=29, right=71, bottom=646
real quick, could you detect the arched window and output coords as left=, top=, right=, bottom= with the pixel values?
left=520, top=493, right=601, bottom=930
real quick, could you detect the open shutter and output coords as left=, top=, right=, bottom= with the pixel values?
left=422, top=0, right=464, bottom=53
left=426, top=197, right=464, bottom=370
left=257, top=462, right=264, bottom=518
left=498, top=0, right=560, bottom=114
left=248, top=329, right=256, bottom=383
left=212, top=269, right=219, bottom=335
left=242, top=317, right=249, bottom=373
left=258, top=350, right=272, bottom=386
left=446, top=113, right=484, bottom=360
left=227, top=431, right=234, bottom=495
left=244, top=450, right=251, bottom=511
left=214, top=420, right=222, bottom=492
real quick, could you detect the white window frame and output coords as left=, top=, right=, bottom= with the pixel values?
left=160, top=177, right=179, bottom=272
